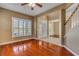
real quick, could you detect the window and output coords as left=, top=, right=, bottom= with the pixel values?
left=12, top=18, right=19, bottom=37
left=12, top=17, right=32, bottom=37
left=37, top=17, right=48, bottom=39
left=19, top=20, right=24, bottom=36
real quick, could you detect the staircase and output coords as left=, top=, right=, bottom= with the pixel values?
left=64, top=4, right=79, bottom=34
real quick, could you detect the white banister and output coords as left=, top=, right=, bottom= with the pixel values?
left=65, top=4, right=79, bottom=34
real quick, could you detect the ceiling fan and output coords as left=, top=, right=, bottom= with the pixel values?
left=21, top=3, right=42, bottom=10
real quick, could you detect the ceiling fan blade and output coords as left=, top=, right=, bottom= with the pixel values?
left=36, top=3, right=42, bottom=7
left=21, top=3, right=28, bottom=6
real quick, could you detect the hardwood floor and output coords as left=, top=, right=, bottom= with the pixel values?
left=0, top=39, right=74, bottom=56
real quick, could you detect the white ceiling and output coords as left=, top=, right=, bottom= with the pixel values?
left=0, top=3, right=62, bottom=16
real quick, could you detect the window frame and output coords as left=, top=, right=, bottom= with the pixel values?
left=12, top=17, right=32, bottom=38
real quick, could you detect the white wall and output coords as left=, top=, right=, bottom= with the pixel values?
left=65, top=25, right=79, bottom=55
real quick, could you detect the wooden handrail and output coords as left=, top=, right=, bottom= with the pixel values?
left=64, top=4, right=79, bottom=25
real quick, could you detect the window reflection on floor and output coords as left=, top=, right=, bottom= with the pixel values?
left=13, top=44, right=28, bottom=54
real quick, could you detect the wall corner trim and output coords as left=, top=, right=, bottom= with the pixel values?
left=63, top=45, right=78, bottom=56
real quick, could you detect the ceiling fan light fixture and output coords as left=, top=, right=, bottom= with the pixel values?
left=21, top=3, right=42, bottom=10
left=28, top=3, right=36, bottom=7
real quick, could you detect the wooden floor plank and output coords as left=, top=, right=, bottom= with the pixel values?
left=0, top=39, right=74, bottom=56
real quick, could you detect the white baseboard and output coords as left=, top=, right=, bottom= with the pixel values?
left=1, top=38, right=78, bottom=56
left=63, top=45, right=78, bottom=56
left=35, top=38, right=62, bottom=47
